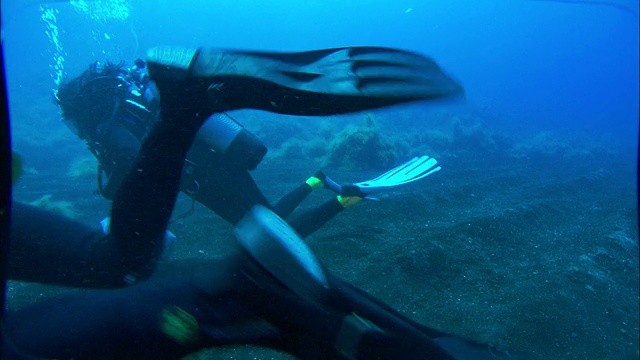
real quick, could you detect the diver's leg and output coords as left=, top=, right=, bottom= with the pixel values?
left=5, top=208, right=458, bottom=360
left=4, top=242, right=463, bottom=360
left=145, top=46, right=463, bottom=116
left=184, top=143, right=333, bottom=227
left=229, top=259, right=453, bottom=360
left=285, top=198, right=342, bottom=238
left=4, top=278, right=199, bottom=359
left=108, top=56, right=218, bottom=282
left=287, top=155, right=442, bottom=238
left=3, top=258, right=249, bottom=359
left=7, top=202, right=115, bottom=288
left=326, top=277, right=524, bottom=359
left=272, top=169, right=343, bottom=219
left=8, top=257, right=443, bottom=360
left=232, top=206, right=456, bottom=359
left=272, top=182, right=313, bottom=219
left=189, top=163, right=274, bottom=225
left=286, top=194, right=365, bottom=238
left=270, top=170, right=343, bottom=234
left=187, top=161, right=347, bottom=236
left=4, top=256, right=342, bottom=359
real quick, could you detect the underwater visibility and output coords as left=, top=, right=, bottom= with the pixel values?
left=1, top=0, right=638, bottom=359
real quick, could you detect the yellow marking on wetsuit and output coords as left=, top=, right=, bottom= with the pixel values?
left=160, top=306, right=201, bottom=346
left=337, top=195, right=362, bottom=208
left=305, top=176, right=324, bottom=190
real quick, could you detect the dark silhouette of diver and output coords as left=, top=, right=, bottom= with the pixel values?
left=54, top=57, right=439, bottom=241
left=4, top=46, right=528, bottom=359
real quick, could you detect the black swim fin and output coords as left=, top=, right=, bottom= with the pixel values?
left=146, top=46, right=463, bottom=116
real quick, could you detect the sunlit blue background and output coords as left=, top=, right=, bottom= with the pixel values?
left=2, top=0, right=638, bottom=150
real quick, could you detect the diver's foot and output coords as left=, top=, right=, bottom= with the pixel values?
left=233, top=206, right=330, bottom=304
left=145, top=47, right=219, bottom=130
left=339, top=184, right=369, bottom=198
left=145, top=47, right=201, bottom=81
left=146, top=46, right=463, bottom=117
left=306, top=170, right=343, bottom=193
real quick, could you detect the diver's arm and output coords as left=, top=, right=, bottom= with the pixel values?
left=8, top=114, right=188, bottom=287
left=8, top=202, right=144, bottom=288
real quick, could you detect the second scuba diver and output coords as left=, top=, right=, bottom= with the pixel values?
left=55, top=56, right=441, bottom=239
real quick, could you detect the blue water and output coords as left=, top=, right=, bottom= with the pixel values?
left=2, top=1, right=638, bottom=359
left=3, top=0, right=638, bottom=146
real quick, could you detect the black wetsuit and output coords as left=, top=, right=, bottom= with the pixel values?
left=4, top=74, right=458, bottom=360
left=86, top=79, right=343, bottom=239
left=3, top=48, right=523, bottom=360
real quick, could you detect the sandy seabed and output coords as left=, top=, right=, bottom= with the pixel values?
left=8, top=149, right=638, bottom=360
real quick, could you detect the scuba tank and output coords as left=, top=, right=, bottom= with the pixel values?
left=124, top=60, right=267, bottom=171
left=196, top=113, right=267, bottom=171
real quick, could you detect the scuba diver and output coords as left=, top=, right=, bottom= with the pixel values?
left=55, top=57, right=441, bottom=240
left=4, top=46, right=527, bottom=359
